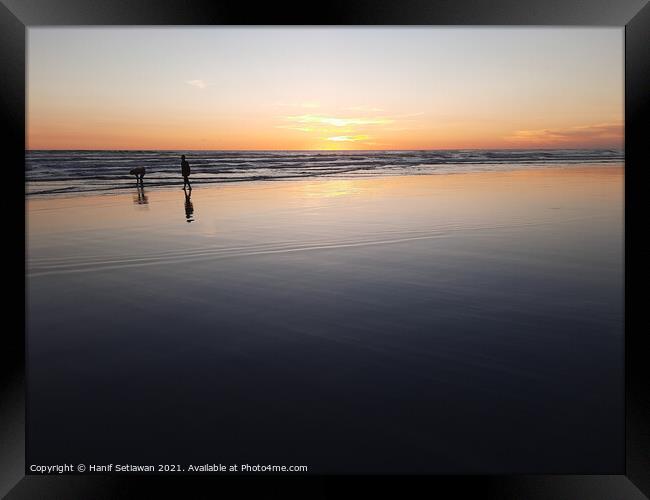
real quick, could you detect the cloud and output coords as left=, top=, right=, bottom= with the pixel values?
left=275, top=109, right=424, bottom=148
left=284, top=115, right=393, bottom=127
left=326, top=135, right=371, bottom=142
left=275, top=125, right=315, bottom=132
left=186, top=79, right=210, bottom=89
left=506, top=122, right=623, bottom=145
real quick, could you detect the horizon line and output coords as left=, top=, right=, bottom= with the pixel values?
left=26, top=147, right=625, bottom=152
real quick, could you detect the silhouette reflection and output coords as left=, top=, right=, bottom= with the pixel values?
left=184, top=187, right=194, bottom=223
left=133, top=186, right=149, bottom=205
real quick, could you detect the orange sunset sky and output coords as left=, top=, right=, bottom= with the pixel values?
left=27, top=28, right=624, bottom=151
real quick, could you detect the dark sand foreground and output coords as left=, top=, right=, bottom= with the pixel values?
left=27, top=167, right=624, bottom=473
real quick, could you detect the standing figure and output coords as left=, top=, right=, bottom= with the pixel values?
left=181, top=154, right=191, bottom=190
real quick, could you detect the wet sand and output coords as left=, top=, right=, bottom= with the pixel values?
left=27, top=167, right=624, bottom=473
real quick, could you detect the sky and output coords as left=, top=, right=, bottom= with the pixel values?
left=27, top=28, right=623, bottom=150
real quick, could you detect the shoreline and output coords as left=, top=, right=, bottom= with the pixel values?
left=26, top=162, right=624, bottom=201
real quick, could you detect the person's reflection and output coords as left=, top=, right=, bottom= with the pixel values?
left=133, top=185, right=149, bottom=205
left=184, top=187, right=194, bottom=223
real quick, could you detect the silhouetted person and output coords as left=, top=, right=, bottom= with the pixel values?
left=129, top=166, right=146, bottom=186
left=181, top=154, right=191, bottom=190
left=184, top=188, right=194, bottom=222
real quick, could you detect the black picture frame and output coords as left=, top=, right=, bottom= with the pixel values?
left=2, top=0, right=648, bottom=497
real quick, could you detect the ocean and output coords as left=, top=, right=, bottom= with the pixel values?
left=26, top=149, right=623, bottom=196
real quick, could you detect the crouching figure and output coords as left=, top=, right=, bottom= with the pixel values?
left=129, top=166, right=146, bottom=185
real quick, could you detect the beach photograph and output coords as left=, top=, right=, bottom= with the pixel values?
left=26, top=27, right=624, bottom=474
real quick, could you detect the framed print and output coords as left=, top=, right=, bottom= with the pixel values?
left=1, top=0, right=649, bottom=498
